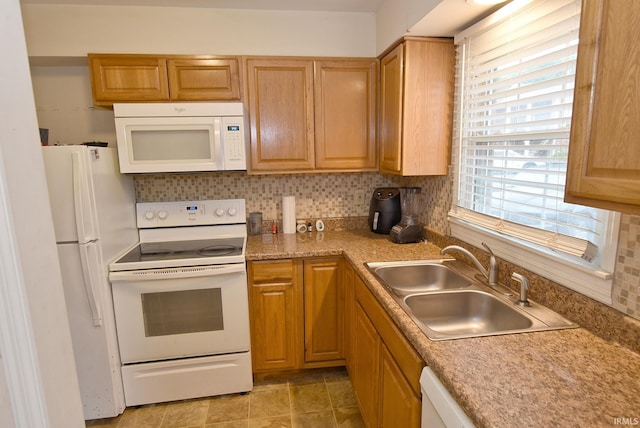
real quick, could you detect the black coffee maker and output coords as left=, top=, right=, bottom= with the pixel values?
left=368, top=188, right=401, bottom=234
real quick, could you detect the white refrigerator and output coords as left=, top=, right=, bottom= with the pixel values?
left=42, top=145, right=138, bottom=420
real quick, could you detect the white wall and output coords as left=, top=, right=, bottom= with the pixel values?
left=0, top=357, right=15, bottom=428
left=0, top=0, right=85, bottom=425
left=22, top=4, right=376, bottom=58
left=31, top=65, right=116, bottom=146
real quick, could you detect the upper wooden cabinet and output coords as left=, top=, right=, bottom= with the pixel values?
left=245, top=57, right=377, bottom=173
left=565, top=0, right=640, bottom=214
left=314, top=60, right=377, bottom=170
left=88, top=54, right=241, bottom=106
left=379, top=37, right=455, bottom=176
left=245, top=58, right=316, bottom=171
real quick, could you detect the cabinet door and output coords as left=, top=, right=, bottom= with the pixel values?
left=303, top=258, right=344, bottom=362
left=167, top=57, right=241, bottom=101
left=248, top=260, right=302, bottom=372
left=379, top=344, right=421, bottom=428
left=565, top=0, right=640, bottom=214
left=378, top=38, right=454, bottom=176
left=88, top=54, right=169, bottom=105
left=246, top=58, right=315, bottom=172
left=379, top=44, right=404, bottom=174
left=353, top=301, right=380, bottom=428
left=314, top=59, right=377, bottom=170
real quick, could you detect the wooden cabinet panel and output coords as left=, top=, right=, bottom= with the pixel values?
left=246, top=58, right=315, bottom=171
left=249, top=257, right=345, bottom=374
left=354, top=274, right=424, bottom=396
left=352, top=274, right=425, bottom=428
left=88, top=54, right=241, bottom=106
left=565, top=0, right=640, bottom=214
left=379, top=44, right=403, bottom=173
left=167, top=58, right=240, bottom=101
left=303, top=258, right=344, bottom=362
left=378, top=37, right=455, bottom=176
left=314, top=59, right=377, bottom=170
left=248, top=260, right=302, bottom=372
left=343, top=261, right=356, bottom=375
left=245, top=56, right=377, bottom=173
left=353, top=301, right=380, bottom=428
left=89, top=55, right=169, bottom=105
left=379, top=344, right=421, bottom=428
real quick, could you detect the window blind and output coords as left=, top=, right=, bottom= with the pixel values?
left=450, top=0, right=605, bottom=262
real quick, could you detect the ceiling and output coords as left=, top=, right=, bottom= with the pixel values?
left=19, top=0, right=386, bottom=12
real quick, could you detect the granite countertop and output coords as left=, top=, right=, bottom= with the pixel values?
left=247, top=229, right=640, bottom=427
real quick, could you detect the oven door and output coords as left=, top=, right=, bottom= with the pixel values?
left=109, top=263, right=249, bottom=364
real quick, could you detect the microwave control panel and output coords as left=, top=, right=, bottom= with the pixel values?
left=222, top=117, right=246, bottom=170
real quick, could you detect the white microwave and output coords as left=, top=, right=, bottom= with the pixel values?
left=113, top=102, right=247, bottom=173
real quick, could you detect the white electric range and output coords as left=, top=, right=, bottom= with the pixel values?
left=109, top=199, right=252, bottom=406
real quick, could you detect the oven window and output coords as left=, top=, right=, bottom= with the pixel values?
left=141, top=288, right=224, bottom=337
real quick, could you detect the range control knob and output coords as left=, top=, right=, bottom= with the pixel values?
left=215, top=208, right=225, bottom=217
left=144, top=211, right=155, bottom=220
left=158, top=211, right=168, bottom=220
left=228, top=208, right=237, bottom=216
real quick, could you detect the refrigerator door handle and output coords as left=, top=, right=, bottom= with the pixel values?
left=72, top=151, right=98, bottom=243
left=78, top=243, right=103, bottom=327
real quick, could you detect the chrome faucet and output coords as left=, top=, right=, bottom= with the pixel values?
left=511, top=273, right=531, bottom=307
left=440, top=242, right=498, bottom=286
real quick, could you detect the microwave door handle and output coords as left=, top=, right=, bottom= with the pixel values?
left=214, top=117, right=224, bottom=169
left=72, top=151, right=97, bottom=243
left=78, top=243, right=103, bottom=327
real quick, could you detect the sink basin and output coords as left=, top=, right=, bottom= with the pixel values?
left=366, top=261, right=471, bottom=295
left=405, top=290, right=533, bottom=338
left=365, top=260, right=579, bottom=341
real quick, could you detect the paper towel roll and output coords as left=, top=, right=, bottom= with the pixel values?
left=282, top=196, right=296, bottom=234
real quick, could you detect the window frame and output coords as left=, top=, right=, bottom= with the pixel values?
left=449, top=0, right=620, bottom=305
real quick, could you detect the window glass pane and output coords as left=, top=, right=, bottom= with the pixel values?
left=453, top=0, right=607, bottom=259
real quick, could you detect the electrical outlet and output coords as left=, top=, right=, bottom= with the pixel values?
left=354, top=190, right=365, bottom=207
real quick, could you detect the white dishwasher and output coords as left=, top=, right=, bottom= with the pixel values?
left=421, top=367, right=476, bottom=428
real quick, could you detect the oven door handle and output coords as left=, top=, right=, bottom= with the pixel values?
left=109, top=263, right=247, bottom=282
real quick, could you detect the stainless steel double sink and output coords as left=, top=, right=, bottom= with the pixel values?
left=366, top=259, right=577, bottom=341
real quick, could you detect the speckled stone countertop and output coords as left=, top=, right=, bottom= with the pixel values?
left=247, top=230, right=640, bottom=427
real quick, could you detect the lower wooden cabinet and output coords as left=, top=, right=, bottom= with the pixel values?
left=249, top=257, right=423, bottom=427
left=304, top=258, right=344, bottom=362
left=352, top=273, right=424, bottom=428
left=248, top=257, right=344, bottom=374
left=353, top=300, right=381, bottom=427
left=379, top=343, right=422, bottom=428
left=248, top=259, right=302, bottom=372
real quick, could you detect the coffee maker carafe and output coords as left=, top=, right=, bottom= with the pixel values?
left=389, top=187, right=424, bottom=244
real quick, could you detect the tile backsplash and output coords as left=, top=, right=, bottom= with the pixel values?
left=134, top=172, right=397, bottom=220
left=134, top=171, right=640, bottom=322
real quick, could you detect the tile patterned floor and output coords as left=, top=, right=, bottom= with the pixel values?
left=86, top=368, right=364, bottom=428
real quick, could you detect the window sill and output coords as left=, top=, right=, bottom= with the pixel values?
left=448, top=216, right=614, bottom=305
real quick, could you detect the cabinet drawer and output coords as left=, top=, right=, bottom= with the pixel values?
left=249, top=260, right=294, bottom=283
left=355, top=275, right=424, bottom=396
